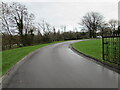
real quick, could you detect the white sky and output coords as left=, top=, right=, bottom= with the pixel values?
left=1, top=0, right=119, bottom=31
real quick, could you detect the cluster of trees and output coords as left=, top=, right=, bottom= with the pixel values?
left=1, top=2, right=119, bottom=50
left=1, top=2, right=36, bottom=50
left=1, top=2, right=88, bottom=50
left=80, top=12, right=119, bottom=38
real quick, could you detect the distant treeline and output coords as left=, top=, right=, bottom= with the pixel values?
left=2, top=31, right=89, bottom=50
left=1, top=2, right=119, bottom=50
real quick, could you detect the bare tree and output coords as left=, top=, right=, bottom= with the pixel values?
left=80, top=12, right=104, bottom=38
left=60, top=25, right=66, bottom=40
left=99, top=23, right=109, bottom=36
left=38, top=20, right=51, bottom=35
left=2, top=2, right=35, bottom=46
left=1, top=2, right=17, bottom=49
left=1, top=2, right=12, bottom=36
left=24, top=13, right=35, bottom=35
left=109, top=19, right=118, bottom=32
left=38, top=20, right=53, bottom=42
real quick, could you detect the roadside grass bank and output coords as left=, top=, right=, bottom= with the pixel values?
left=72, top=39, right=118, bottom=67
left=2, top=41, right=64, bottom=76
left=72, top=39, right=102, bottom=60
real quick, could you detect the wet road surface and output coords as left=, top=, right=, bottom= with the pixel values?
left=5, top=40, right=119, bottom=88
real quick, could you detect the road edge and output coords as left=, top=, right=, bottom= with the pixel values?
left=1, top=43, right=59, bottom=88
left=70, top=44, right=120, bottom=74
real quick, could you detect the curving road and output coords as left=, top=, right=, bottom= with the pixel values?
left=4, top=40, right=119, bottom=88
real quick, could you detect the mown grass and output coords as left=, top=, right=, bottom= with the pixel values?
left=72, top=39, right=119, bottom=66
left=2, top=41, right=63, bottom=76
left=72, top=39, right=102, bottom=60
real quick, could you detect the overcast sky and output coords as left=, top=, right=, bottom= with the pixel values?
left=2, top=0, right=119, bottom=31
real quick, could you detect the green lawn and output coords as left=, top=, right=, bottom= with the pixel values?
left=72, top=39, right=102, bottom=60
left=2, top=41, right=63, bottom=76
left=72, top=39, right=119, bottom=66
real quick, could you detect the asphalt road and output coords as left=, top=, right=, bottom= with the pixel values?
left=4, top=40, right=119, bottom=88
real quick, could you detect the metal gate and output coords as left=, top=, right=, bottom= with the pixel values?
left=102, top=33, right=120, bottom=65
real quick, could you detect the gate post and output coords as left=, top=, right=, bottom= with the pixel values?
left=102, top=36, right=104, bottom=60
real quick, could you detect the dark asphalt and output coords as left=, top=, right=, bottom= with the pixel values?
left=4, top=40, right=119, bottom=88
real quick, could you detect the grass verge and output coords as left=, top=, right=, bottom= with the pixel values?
left=72, top=39, right=102, bottom=60
left=72, top=39, right=118, bottom=67
left=2, top=41, right=63, bottom=76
